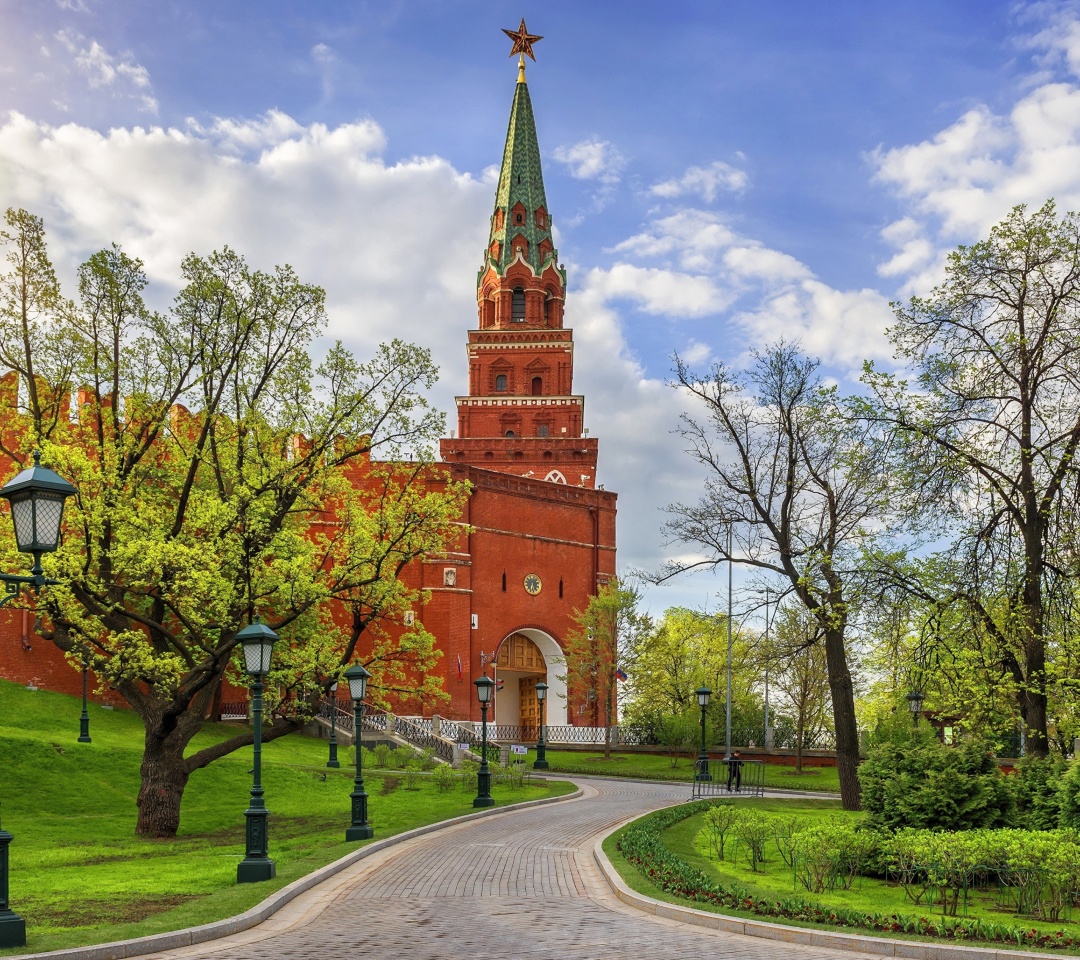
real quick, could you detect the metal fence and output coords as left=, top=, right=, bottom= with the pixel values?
left=690, top=758, right=765, bottom=799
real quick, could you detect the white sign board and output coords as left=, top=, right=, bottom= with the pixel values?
left=510, top=744, right=528, bottom=755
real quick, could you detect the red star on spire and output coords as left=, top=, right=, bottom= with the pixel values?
left=502, top=19, right=543, bottom=62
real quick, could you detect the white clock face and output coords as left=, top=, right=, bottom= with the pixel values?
left=524, top=573, right=542, bottom=595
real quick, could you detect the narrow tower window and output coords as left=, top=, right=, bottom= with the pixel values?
left=537, top=425, right=549, bottom=437
left=502, top=572, right=507, bottom=592
left=531, top=376, right=542, bottom=396
left=512, top=286, right=526, bottom=322
left=495, top=374, right=507, bottom=391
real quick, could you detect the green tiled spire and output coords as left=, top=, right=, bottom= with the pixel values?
left=484, top=77, right=560, bottom=278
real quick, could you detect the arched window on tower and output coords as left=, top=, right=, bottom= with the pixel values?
left=495, top=374, right=507, bottom=392
left=512, top=286, right=526, bottom=322
left=531, top=376, right=542, bottom=396
left=543, top=294, right=551, bottom=324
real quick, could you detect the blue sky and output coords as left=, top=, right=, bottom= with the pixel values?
left=2, top=1, right=1078, bottom=620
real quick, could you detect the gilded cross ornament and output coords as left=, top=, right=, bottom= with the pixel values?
left=503, top=18, right=543, bottom=61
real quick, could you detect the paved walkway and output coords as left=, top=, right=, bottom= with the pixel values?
left=127, top=777, right=877, bottom=960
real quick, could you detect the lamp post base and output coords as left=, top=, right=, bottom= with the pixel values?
left=472, top=796, right=495, bottom=808
left=237, top=858, right=276, bottom=884
left=0, top=910, right=26, bottom=949
left=532, top=758, right=549, bottom=770
left=346, top=823, right=374, bottom=841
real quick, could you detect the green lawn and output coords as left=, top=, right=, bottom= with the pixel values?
left=0, top=680, right=574, bottom=955
left=542, top=748, right=840, bottom=793
left=607, top=797, right=1080, bottom=951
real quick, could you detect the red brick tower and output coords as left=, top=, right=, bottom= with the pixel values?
left=440, top=53, right=598, bottom=488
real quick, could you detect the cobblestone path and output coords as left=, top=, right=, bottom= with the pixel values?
left=140, top=778, right=877, bottom=960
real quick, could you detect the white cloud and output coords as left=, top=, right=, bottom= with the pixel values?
left=54, top=30, right=157, bottom=113
left=56, top=0, right=91, bottom=11
left=649, top=160, right=748, bottom=203
left=582, top=263, right=728, bottom=318
left=871, top=8, right=1080, bottom=291
left=551, top=138, right=625, bottom=183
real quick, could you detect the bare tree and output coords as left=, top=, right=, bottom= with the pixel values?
left=664, top=343, right=888, bottom=810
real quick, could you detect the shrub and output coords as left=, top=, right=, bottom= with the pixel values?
left=373, top=743, right=394, bottom=769
left=402, top=758, right=423, bottom=790
left=419, top=747, right=438, bottom=771
left=1056, top=759, right=1080, bottom=829
left=731, top=809, right=771, bottom=872
left=1012, top=756, right=1066, bottom=830
left=699, top=801, right=738, bottom=861
left=459, top=759, right=479, bottom=792
left=431, top=762, right=457, bottom=792
left=858, top=724, right=1013, bottom=831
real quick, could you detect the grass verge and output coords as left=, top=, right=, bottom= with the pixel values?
left=543, top=748, right=840, bottom=792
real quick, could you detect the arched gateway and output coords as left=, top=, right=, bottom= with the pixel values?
left=492, top=629, right=567, bottom=728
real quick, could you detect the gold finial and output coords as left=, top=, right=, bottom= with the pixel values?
left=503, top=19, right=543, bottom=81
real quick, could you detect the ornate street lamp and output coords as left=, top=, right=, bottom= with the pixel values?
left=0, top=451, right=75, bottom=949
left=326, top=681, right=340, bottom=769
left=474, top=675, right=495, bottom=808
left=236, top=616, right=277, bottom=884
left=695, top=686, right=712, bottom=782
left=78, top=659, right=92, bottom=744
left=907, top=688, right=925, bottom=727
left=533, top=681, right=549, bottom=770
left=344, top=664, right=373, bottom=841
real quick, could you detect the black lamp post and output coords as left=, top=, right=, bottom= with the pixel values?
left=907, top=689, right=924, bottom=727
left=474, top=675, right=495, bottom=807
left=695, top=686, right=712, bottom=782
left=236, top=616, right=277, bottom=884
left=326, top=681, right=340, bottom=769
left=533, top=681, right=549, bottom=770
left=0, top=451, right=76, bottom=949
left=78, top=659, right=91, bottom=744
left=344, top=663, right=373, bottom=841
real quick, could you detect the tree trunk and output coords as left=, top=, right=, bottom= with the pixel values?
left=823, top=626, right=861, bottom=810
left=136, top=735, right=191, bottom=837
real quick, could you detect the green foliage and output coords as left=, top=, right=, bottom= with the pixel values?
left=0, top=210, right=470, bottom=836
left=372, top=743, right=394, bottom=769
left=699, top=802, right=738, bottom=861
left=617, top=799, right=1080, bottom=950
left=1011, top=756, right=1066, bottom=830
left=790, top=820, right=880, bottom=893
left=561, top=578, right=651, bottom=753
left=858, top=724, right=1013, bottom=831
left=458, top=759, right=479, bottom=792
left=731, top=809, right=771, bottom=871
left=431, top=762, right=457, bottom=792
left=1055, top=758, right=1080, bottom=829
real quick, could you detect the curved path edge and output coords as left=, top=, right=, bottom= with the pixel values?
left=592, top=832, right=1062, bottom=960
left=11, top=787, right=583, bottom=960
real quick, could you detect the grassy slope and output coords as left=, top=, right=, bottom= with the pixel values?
left=0, top=681, right=574, bottom=955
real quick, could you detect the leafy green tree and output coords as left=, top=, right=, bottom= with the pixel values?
left=621, top=606, right=760, bottom=740
left=0, top=210, right=467, bottom=837
left=761, top=604, right=830, bottom=772
left=561, top=578, right=651, bottom=758
left=862, top=201, right=1080, bottom=758
left=666, top=343, right=888, bottom=810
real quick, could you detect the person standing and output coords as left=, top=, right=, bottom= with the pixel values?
left=726, top=750, right=743, bottom=792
